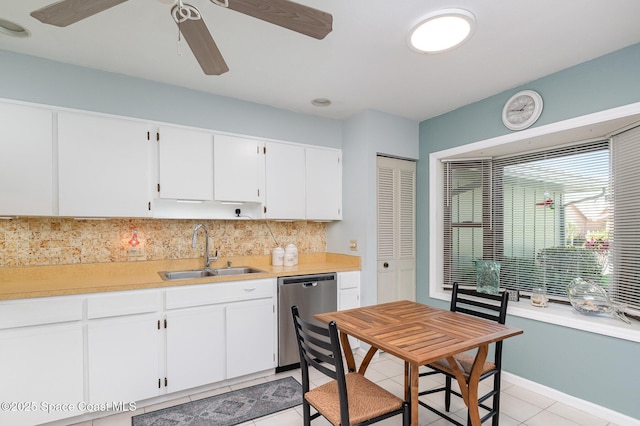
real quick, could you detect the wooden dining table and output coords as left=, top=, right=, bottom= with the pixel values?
left=315, top=300, right=523, bottom=426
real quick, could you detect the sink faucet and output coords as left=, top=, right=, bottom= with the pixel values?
left=191, top=224, right=218, bottom=268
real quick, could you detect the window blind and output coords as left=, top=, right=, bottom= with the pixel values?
left=611, top=125, right=640, bottom=315
left=443, top=140, right=617, bottom=303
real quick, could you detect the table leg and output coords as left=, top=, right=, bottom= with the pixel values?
left=357, top=346, right=378, bottom=375
left=446, top=344, right=489, bottom=426
left=339, top=332, right=356, bottom=372
left=410, top=362, right=419, bottom=426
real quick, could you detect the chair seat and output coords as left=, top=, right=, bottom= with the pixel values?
left=428, top=353, right=496, bottom=380
left=305, top=372, right=404, bottom=426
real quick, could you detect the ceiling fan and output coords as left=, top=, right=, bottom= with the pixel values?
left=29, top=0, right=333, bottom=75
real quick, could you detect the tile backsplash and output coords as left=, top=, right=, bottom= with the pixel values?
left=0, top=217, right=326, bottom=268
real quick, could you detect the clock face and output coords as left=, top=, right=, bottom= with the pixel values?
left=502, top=90, right=543, bottom=131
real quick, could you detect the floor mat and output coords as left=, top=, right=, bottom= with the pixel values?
left=131, top=376, right=302, bottom=426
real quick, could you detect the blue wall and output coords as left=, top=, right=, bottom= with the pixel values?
left=417, top=43, right=640, bottom=419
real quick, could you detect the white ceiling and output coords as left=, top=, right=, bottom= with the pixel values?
left=1, top=0, right=640, bottom=122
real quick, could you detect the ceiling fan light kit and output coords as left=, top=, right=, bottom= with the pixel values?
left=408, top=8, right=475, bottom=53
left=30, top=0, right=333, bottom=76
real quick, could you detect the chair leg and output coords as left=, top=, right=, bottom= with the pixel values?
left=403, top=401, right=411, bottom=426
left=445, top=376, right=452, bottom=411
left=492, top=372, right=501, bottom=426
left=303, top=399, right=311, bottom=426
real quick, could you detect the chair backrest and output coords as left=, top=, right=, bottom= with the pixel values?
left=450, top=283, right=509, bottom=365
left=450, top=282, right=509, bottom=324
left=291, top=305, right=350, bottom=424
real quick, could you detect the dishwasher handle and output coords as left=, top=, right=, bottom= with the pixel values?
left=302, top=281, right=318, bottom=288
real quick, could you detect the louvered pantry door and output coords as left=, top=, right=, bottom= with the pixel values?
left=376, top=156, right=416, bottom=303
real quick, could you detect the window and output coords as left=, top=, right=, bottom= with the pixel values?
left=442, top=127, right=640, bottom=316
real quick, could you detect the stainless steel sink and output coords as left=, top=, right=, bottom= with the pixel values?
left=159, top=266, right=266, bottom=281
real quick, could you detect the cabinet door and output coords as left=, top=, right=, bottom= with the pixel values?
left=213, top=134, right=263, bottom=203
left=306, top=147, right=342, bottom=220
left=0, top=323, right=83, bottom=426
left=58, top=112, right=150, bottom=217
left=157, top=126, right=213, bottom=201
left=226, top=298, right=275, bottom=379
left=0, top=102, right=54, bottom=216
left=88, top=314, right=161, bottom=403
left=338, top=271, right=360, bottom=349
left=264, top=142, right=305, bottom=219
left=166, top=305, right=225, bottom=393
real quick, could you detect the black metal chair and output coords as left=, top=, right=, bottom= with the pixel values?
left=291, top=305, right=410, bottom=426
left=418, top=283, right=509, bottom=426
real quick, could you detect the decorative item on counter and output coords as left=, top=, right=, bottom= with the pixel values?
left=474, top=260, right=500, bottom=295
left=128, top=229, right=140, bottom=252
left=272, top=247, right=284, bottom=266
left=283, top=252, right=296, bottom=266
left=530, top=287, right=548, bottom=307
left=285, top=244, right=298, bottom=265
left=567, top=278, right=630, bottom=324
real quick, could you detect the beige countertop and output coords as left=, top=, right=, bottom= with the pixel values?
left=0, top=253, right=360, bottom=300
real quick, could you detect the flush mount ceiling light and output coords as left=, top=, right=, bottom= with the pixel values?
left=0, top=18, right=30, bottom=38
left=408, top=8, right=475, bottom=53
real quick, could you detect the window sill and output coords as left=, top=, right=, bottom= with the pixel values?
left=508, top=299, right=640, bottom=343
left=430, top=291, right=640, bottom=343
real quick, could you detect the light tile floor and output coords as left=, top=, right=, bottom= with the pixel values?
left=72, top=352, right=618, bottom=426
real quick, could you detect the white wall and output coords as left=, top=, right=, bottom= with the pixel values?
left=327, top=109, right=419, bottom=307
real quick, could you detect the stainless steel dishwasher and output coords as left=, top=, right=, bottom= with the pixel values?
left=277, top=272, right=337, bottom=371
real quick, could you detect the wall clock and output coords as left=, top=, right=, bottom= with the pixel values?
left=502, top=90, right=543, bottom=131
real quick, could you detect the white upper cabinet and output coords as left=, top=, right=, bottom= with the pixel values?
left=57, top=112, right=150, bottom=217
left=213, top=134, right=263, bottom=203
left=0, top=102, right=54, bottom=216
left=156, top=126, right=214, bottom=201
left=264, top=141, right=306, bottom=219
left=306, top=147, right=342, bottom=220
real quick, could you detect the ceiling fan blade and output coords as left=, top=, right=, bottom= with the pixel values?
left=30, top=0, right=128, bottom=27
left=226, top=0, right=332, bottom=40
left=177, top=17, right=230, bottom=75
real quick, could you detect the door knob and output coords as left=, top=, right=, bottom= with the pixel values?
left=383, top=262, right=389, bottom=268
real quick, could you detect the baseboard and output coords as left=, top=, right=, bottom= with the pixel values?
left=502, top=371, right=640, bottom=425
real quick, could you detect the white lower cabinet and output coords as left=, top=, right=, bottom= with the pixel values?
left=0, top=295, right=84, bottom=426
left=0, top=322, right=84, bottom=426
left=165, top=305, right=226, bottom=393
left=87, top=313, right=161, bottom=404
left=338, top=271, right=361, bottom=350
left=226, top=298, right=275, bottom=379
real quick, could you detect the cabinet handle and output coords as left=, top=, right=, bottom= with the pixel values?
left=243, top=287, right=256, bottom=292
left=164, top=319, right=167, bottom=328
left=383, top=262, right=389, bottom=268
left=164, top=377, right=168, bottom=387
left=158, top=378, right=161, bottom=388
left=157, top=320, right=160, bottom=330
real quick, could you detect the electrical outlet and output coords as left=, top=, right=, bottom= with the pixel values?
left=349, top=240, right=358, bottom=251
